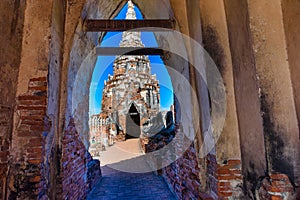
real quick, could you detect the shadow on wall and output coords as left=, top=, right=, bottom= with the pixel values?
left=260, top=91, right=294, bottom=182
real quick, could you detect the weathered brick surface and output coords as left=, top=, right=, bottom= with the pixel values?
left=216, top=158, right=243, bottom=199
left=162, top=145, right=207, bottom=200
left=207, top=154, right=244, bottom=199
left=142, top=131, right=245, bottom=199
left=6, top=77, right=101, bottom=199
left=8, top=77, right=48, bottom=199
left=61, top=119, right=101, bottom=199
left=142, top=130, right=212, bottom=200
left=258, top=173, right=295, bottom=200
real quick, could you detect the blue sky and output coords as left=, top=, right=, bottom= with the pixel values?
left=89, top=2, right=174, bottom=115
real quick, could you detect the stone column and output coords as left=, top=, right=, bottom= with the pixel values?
left=9, top=1, right=53, bottom=198
left=223, top=0, right=266, bottom=196
left=0, top=0, right=26, bottom=198
left=199, top=0, right=244, bottom=198
left=281, top=0, right=300, bottom=187
left=247, top=0, right=300, bottom=192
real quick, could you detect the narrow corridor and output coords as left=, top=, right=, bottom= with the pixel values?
left=87, top=139, right=176, bottom=199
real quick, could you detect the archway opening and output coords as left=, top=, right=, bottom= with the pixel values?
left=61, top=0, right=198, bottom=198
left=88, top=1, right=174, bottom=157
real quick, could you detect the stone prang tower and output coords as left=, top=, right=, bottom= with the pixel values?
left=90, top=0, right=160, bottom=147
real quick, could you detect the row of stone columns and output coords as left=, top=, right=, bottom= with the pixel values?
left=1, top=0, right=299, bottom=198
left=198, top=0, right=300, bottom=198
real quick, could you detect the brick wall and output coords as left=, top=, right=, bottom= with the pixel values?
left=207, top=154, right=244, bottom=198
left=216, top=159, right=243, bottom=198
left=209, top=156, right=297, bottom=199
left=162, top=145, right=212, bottom=200
left=258, top=173, right=295, bottom=200
left=142, top=131, right=245, bottom=199
left=142, top=131, right=213, bottom=200
left=6, top=77, right=101, bottom=199
left=61, top=118, right=101, bottom=199
left=8, top=77, right=48, bottom=199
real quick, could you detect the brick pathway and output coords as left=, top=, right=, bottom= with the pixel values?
left=87, top=166, right=177, bottom=200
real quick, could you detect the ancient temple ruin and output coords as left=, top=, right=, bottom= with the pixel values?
left=1, top=0, right=300, bottom=199
left=89, top=1, right=161, bottom=150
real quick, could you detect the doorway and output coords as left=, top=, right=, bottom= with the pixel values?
left=126, top=104, right=141, bottom=139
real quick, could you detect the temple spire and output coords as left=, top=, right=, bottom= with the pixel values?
left=119, top=0, right=144, bottom=47
left=126, top=0, right=136, bottom=19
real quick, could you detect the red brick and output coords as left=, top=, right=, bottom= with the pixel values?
left=28, top=159, right=42, bottom=164
left=227, top=160, right=241, bottom=165
left=217, top=168, right=231, bottom=174
left=270, top=173, right=289, bottom=180
left=28, top=152, right=43, bottom=159
left=27, top=147, right=43, bottom=154
left=269, top=185, right=293, bottom=193
left=17, top=124, right=31, bottom=132
left=21, top=119, right=44, bottom=126
left=230, top=169, right=242, bottom=175
left=30, top=176, right=41, bottom=183
left=18, top=99, right=47, bottom=106
left=18, top=95, right=46, bottom=101
left=0, top=145, right=9, bottom=152
left=0, top=151, right=9, bottom=157
left=20, top=115, right=44, bottom=120
left=28, top=86, right=47, bottom=91
left=218, top=191, right=232, bottom=197
left=218, top=186, right=231, bottom=192
left=30, top=77, right=47, bottom=82
left=27, top=138, right=44, bottom=147
left=0, top=152, right=9, bottom=162
left=17, top=131, right=41, bottom=137
left=30, top=125, right=46, bottom=131
left=19, top=110, right=46, bottom=116
left=270, top=195, right=283, bottom=200
left=17, top=105, right=46, bottom=110
left=218, top=181, right=230, bottom=187
left=217, top=175, right=236, bottom=180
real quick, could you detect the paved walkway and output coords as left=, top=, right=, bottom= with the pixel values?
left=93, top=139, right=153, bottom=173
left=95, top=139, right=144, bottom=167
left=88, top=139, right=177, bottom=200
left=88, top=166, right=176, bottom=200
